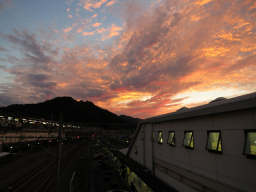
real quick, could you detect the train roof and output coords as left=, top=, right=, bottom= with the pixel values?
left=127, top=91, right=256, bottom=157
left=127, top=92, right=256, bottom=156
left=142, top=91, right=256, bottom=124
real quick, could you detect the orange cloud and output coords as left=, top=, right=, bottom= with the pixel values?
left=106, top=0, right=115, bottom=7
left=190, top=15, right=201, bottom=21
left=96, top=27, right=106, bottom=33
left=240, top=45, right=256, bottom=53
left=92, top=22, right=102, bottom=27
left=195, top=0, right=215, bottom=6
left=57, top=82, right=68, bottom=88
left=202, top=47, right=230, bottom=57
left=2, top=0, right=256, bottom=119
left=103, top=24, right=122, bottom=39
left=77, top=28, right=83, bottom=33
left=83, top=0, right=108, bottom=11
left=91, top=13, right=97, bottom=18
left=63, top=27, right=72, bottom=33
left=217, top=32, right=240, bottom=41
left=82, top=31, right=95, bottom=36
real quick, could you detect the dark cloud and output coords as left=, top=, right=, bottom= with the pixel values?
left=0, top=0, right=11, bottom=12
left=0, top=94, right=19, bottom=106
left=26, top=74, right=49, bottom=82
left=0, top=47, right=7, bottom=52
left=223, top=54, right=256, bottom=73
left=0, top=65, right=6, bottom=70
left=0, top=30, right=59, bottom=105
left=63, top=86, right=104, bottom=99
left=109, top=2, right=195, bottom=92
left=2, top=30, right=58, bottom=70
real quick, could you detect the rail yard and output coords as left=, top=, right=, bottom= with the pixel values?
left=0, top=138, right=90, bottom=192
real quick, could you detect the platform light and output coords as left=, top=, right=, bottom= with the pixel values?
left=8, top=117, right=13, bottom=121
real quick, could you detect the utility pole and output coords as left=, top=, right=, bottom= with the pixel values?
left=57, top=113, right=63, bottom=192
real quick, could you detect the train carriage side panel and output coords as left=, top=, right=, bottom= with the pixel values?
left=129, top=124, right=145, bottom=165
left=152, top=108, right=256, bottom=192
left=128, top=92, right=256, bottom=192
left=144, top=123, right=153, bottom=170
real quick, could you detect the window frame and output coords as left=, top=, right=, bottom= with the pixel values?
left=152, top=131, right=155, bottom=143
left=167, top=131, right=176, bottom=147
left=157, top=130, right=164, bottom=144
left=206, top=130, right=223, bottom=154
left=243, top=129, right=256, bottom=159
left=183, top=130, right=194, bottom=149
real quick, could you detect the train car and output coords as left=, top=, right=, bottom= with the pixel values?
left=127, top=92, right=256, bottom=192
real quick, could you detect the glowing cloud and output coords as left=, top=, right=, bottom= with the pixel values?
left=106, top=0, right=115, bottom=7
left=171, top=88, right=249, bottom=107
left=92, top=22, right=102, bottom=27
left=82, top=31, right=95, bottom=36
left=195, top=0, right=215, bottom=6
left=91, top=13, right=98, bottom=18
left=0, top=0, right=256, bottom=118
left=83, top=0, right=108, bottom=11
left=103, top=24, right=123, bottom=39
left=63, top=27, right=72, bottom=33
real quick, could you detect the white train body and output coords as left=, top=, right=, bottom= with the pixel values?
left=128, top=92, right=256, bottom=192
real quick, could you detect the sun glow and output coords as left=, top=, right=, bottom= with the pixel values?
left=113, top=91, right=152, bottom=105
left=171, top=88, right=249, bottom=107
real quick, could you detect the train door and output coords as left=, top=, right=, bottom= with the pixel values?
left=144, top=124, right=153, bottom=171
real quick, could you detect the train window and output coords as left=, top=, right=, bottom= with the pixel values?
left=244, top=130, right=256, bottom=157
left=207, top=131, right=222, bottom=153
left=158, top=131, right=163, bottom=144
left=167, top=131, right=175, bottom=146
left=184, top=131, right=194, bottom=149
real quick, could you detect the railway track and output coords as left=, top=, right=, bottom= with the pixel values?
left=11, top=160, right=57, bottom=192
left=0, top=142, right=83, bottom=192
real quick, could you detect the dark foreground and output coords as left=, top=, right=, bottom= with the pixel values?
left=0, top=139, right=130, bottom=192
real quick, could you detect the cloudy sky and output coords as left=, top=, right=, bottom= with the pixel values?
left=0, top=0, right=255, bottom=118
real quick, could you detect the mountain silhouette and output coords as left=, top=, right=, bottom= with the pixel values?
left=0, top=97, right=141, bottom=126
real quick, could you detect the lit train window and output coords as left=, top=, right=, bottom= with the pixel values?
left=244, top=130, right=256, bottom=157
left=158, top=131, right=163, bottom=144
left=184, top=131, right=194, bottom=149
left=207, top=131, right=222, bottom=153
left=167, top=131, right=175, bottom=146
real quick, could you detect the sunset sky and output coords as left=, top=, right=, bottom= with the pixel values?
left=0, top=0, right=255, bottom=118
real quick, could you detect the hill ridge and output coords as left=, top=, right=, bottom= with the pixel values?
left=0, top=96, right=141, bottom=126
